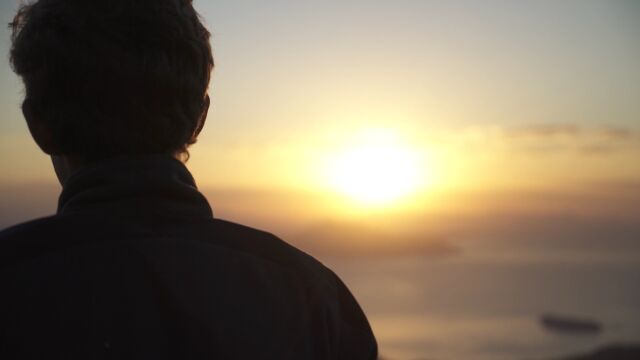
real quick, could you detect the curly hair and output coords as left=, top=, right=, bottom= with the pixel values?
left=10, top=0, right=214, bottom=160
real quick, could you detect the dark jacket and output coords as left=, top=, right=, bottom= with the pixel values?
left=0, top=155, right=377, bottom=359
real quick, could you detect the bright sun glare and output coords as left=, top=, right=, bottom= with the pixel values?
left=328, top=130, right=423, bottom=205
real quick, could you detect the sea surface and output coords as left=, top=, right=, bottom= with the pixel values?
left=324, top=239, right=640, bottom=360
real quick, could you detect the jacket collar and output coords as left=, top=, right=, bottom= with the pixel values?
left=57, top=154, right=213, bottom=219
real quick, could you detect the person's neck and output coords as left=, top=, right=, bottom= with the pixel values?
left=52, top=153, right=183, bottom=186
left=51, top=155, right=85, bottom=186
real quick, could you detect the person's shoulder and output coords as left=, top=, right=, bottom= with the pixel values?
left=208, top=218, right=339, bottom=289
left=0, top=213, right=102, bottom=268
left=208, top=218, right=327, bottom=271
left=208, top=220, right=378, bottom=357
left=0, top=215, right=66, bottom=268
left=0, top=215, right=61, bottom=243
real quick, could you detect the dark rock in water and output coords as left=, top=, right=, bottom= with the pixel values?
left=540, top=314, right=602, bottom=335
left=552, top=344, right=640, bottom=360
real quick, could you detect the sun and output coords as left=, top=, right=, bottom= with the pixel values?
left=327, top=130, right=423, bottom=205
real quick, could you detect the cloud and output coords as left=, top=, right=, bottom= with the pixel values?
left=579, top=144, right=620, bottom=155
left=597, top=126, right=634, bottom=140
left=500, top=123, right=640, bottom=156
left=506, top=124, right=582, bottom=137
left=507, top=124, right=637, bottom=139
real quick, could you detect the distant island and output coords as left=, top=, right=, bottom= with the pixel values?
left=294, top=220, right=459, bottom=258
left=540, top=314, right=603, bottom=335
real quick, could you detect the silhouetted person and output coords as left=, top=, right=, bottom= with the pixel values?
left=0, top=0, right=377, bottom=359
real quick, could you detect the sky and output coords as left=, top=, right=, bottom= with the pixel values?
left=0, top=0, right=639, bottom=243
left=189, top=0, right=640, bottom=192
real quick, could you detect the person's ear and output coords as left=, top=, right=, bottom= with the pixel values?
left=193, top=94, right=210, bottom=138
left=22, top=98, right=62, bottom=155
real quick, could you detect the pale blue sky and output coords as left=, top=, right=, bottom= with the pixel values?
left=194, top=0, right=640, bottom=134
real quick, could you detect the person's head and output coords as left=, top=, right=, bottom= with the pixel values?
left=10, top=0, right=214, bottom=178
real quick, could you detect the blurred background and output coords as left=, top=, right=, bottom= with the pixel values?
left=1, top=1, right=639, bottom=359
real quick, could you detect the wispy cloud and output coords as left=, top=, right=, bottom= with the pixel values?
left=506, top=124, right=582, bottom=137
left=499, top=123, right=640, bottom=156
left=506, top=124, right=637, bottom=139
left=596, top=126, right=635, bottom=140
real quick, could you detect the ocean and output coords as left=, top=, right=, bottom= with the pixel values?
left=324, top=239, right=640, bottom=360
